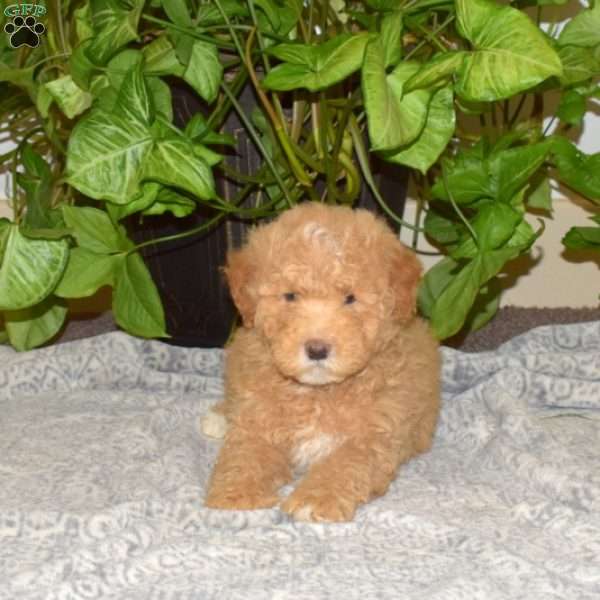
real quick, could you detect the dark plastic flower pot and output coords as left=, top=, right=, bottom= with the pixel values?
left=127, top=82, right=408, bottom=348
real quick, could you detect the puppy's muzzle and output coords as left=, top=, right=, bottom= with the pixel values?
left=305, top=339, right=331, bottom=361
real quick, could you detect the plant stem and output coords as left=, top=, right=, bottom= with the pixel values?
left=337, top=151, right=360, bottom=202
left=441, top=159, right=478, bottom=245
left=319, top=92, right=335, bottom=203
left=411, top=173, right=426, bottom=250
left=290, top=99, right=306, bottom=143
left=502, top=99, right=510, bottom=129
left=244, top=28, right=311, bottom=186
left=219, top=163, right=276, bottom=185
left=330, top=89, right=360, bottom=170
left=311, top=102, right=323, bottom=158
left=294, top=2, right=310, bottom=42
left=11, top=127, right=44, bottom=224
left=348, top=116, right=424, bottom=232
left=141, top=14, right=237, bottom=49
left=287, top=138, right=324, bottom=172
left=543, top=115, right=557, bottom=137
left=245, top=0, right=287, bottom=129
left=246, top=0, right=270, bottom=72
left=127, top=212, right=227, bottom=256
left=206, top=66, right=248, bottom=131
left=508, top=94, right=527, bottom=128
left=220, top=81, right=295, bottom=208
left=126, top=178, right=301, bottom=256
left=413, top=21, right=449, bottom=54
left=412, top=196, right=425, bottom=250
left=404, top=15, right=455, bottom=60
left=30, top=52, right=71, bottom=70
left=405, top=0, right=453, bottom=11
left=53, top=0, right=68, bottom=54
left=201, top=23, right=286, bottom=41
left=320, top=0, right=329, bottom=38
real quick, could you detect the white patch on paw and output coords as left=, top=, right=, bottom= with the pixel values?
left=292, top=504, right=315, bottom=521
left=200, top=410, right=228, bottom=439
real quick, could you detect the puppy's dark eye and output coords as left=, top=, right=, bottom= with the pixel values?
left=283, top=292, right=297, bottom=302
left=344, top=294, right=356, bottom=305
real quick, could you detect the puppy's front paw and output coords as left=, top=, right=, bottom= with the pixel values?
left=281, top=488, right=358, bottom=522
left=205, top=488, right=279, bottom=511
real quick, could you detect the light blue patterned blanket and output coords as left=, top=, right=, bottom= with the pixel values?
left=1, top=323, right=599, bottom=599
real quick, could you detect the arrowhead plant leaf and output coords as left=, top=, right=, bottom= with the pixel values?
left=558, top=2, right=600, bottom=48
left=455, top=0, right=562, bottom=101
left=363, top=41, right=431, bottom=151
left=4, top=297, right=68, bottom=351
left=55, top=248, right=118, bottom=299
left=113, top=253, right=168, bottom=338
left=382, top=86, right=455, bottom=173
left=183, top=41, right=223, bottom=104
left=0, top=225, right=68, bottom=311
left=66, top=64, right=217, bottom=204
left=263, top=33, right=371, bottom=91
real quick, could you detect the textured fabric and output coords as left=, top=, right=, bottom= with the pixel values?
left=1, top=324, right=599, bottom=599
left=448, top=305, right=600, bottom=352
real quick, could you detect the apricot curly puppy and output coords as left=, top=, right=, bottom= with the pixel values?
left=202, top=202, right=440, bottom=522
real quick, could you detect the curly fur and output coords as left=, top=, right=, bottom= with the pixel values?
left=203, top=203, right=440, bottom=522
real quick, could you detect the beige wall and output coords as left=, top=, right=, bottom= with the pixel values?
left=0, top=197, right=12, bottom=219
left=401, top=192, right=600, bottom=309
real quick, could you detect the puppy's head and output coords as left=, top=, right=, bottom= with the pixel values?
left=225, top=203, right=421, bottom=385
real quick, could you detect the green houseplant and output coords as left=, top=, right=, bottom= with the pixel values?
left=0, top=0, right=599, bottom=351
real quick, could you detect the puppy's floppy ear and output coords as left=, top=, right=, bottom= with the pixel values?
left=388, top=238, right=422, bottom=322
left=224, top=247, right=257, bottom=327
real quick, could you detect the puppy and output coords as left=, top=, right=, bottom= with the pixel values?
left=202, top=203, right=440, bottom=522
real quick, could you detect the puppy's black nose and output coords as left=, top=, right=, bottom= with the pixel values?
left=305, top=339, right=331, bottom=361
